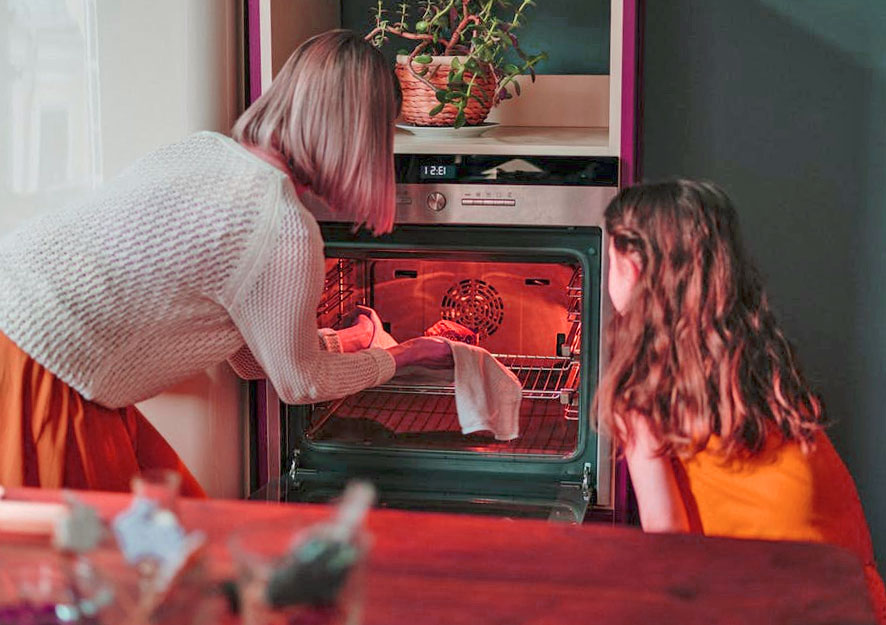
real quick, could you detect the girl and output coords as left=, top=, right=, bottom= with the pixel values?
left=0, top=30, right=450, bottom=496
left=596, top=179, right=886, bottom=620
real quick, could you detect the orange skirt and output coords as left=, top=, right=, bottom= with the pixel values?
left=0, top=331, right=204, bottom=497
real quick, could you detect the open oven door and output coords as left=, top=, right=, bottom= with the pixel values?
left=252, top=464, right=595, bottom=523
left=251, top=223, right=610, bottom=523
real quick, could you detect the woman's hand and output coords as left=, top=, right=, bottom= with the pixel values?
left=334, top=310, right=375, bottom=352
left=386, top=337, right=453, bottom=371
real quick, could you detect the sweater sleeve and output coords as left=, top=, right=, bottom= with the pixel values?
left=228, top=329, right=343, bottom=380
left=223, top=184, right=395, bottom=404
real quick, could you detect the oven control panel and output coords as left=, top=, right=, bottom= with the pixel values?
left=393, top=154, right=618, bottom=224
left=396, top=191, right=521, bottom=209
left=426, top=191, right=447, bottom=211
left=460, top=197, right=516, bottom=206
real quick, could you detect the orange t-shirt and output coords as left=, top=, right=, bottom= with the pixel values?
left=680, top=431, right=886, bottom=622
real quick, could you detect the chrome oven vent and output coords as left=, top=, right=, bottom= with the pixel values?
left=440, top=278, right=505, bottom=339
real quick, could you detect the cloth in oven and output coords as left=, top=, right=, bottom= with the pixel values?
left=358, top=308, right=522, bottom=441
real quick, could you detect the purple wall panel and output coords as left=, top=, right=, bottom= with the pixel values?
left=247, top=0, right=263, bottom=105
left=620, top=0, right=640, bottom=186
left=614, top=0, right=641, bottom=522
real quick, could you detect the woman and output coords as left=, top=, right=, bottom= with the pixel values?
left=596, top=179, right=886, bottom=620
left=0, top=30, right=450, bottom=496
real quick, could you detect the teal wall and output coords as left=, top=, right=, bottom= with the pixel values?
left=341, top=0, right=610, bottom=74
left=642, top=1, right=886, bottom=564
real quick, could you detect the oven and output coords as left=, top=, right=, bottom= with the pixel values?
left=250, top=153, right=619, bottom=523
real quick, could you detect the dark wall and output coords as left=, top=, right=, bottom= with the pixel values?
left=642, top=1, right=886, bottom=562
left=341, top=0, right=611, bottom=74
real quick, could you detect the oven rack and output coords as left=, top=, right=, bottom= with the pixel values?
left=308, top=391, right=579, bottom=455
left=371, top=354, right=580, bottom=403
left=561, top=266, right=583, bottom=357
left=317, top=259, right=358, bottom=329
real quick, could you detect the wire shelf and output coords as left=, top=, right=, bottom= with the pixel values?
left=372, top=353, right=580, bottom=402
left=308, top=392, right=578, bottom=456
left=566, top=265, right=582, bottom=323
left=317, top=259, right=358, bottom=329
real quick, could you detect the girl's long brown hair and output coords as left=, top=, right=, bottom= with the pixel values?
left=594, top=179, right=824, bottom=458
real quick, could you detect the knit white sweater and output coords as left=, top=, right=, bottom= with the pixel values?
left=0, top=131, right=395, bottom=408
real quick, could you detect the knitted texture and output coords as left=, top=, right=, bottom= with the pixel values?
left=0, top=132, right=395, bottom=408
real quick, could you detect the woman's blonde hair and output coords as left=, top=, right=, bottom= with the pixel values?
left=232, top=29, right=399, bottom=234
left=594, top=179, right=824, bottom=459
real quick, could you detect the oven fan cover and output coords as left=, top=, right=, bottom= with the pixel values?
left=440, top=279, right=505, bottom=340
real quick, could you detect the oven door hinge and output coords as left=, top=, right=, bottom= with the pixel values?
left=550, top=463, right=594, bottom=523
left=288, top=448, right=300, bottom=481
left=581, top=462, right=592, bottom=501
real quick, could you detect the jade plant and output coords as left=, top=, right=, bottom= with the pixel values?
left=365, top=0, right=547, bottom=127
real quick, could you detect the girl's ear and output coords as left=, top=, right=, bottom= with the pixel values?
left=625, top=251, right=642, bottom=280
left=608, top=239, right=643, bottom=314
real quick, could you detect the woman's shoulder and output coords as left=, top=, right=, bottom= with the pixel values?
left=159, top=131, right=288, bottom=181
left=279, top=184, right=323, bottom=235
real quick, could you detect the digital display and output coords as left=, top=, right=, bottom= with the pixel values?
left=419, top=164, right=458, bottom=180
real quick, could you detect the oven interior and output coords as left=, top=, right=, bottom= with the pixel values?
left=278, top=224, right=603, bottom=520
left=306, top=255, right=583, bottom=457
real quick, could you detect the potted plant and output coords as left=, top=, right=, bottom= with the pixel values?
left=365, top=1, right=546, bottom=128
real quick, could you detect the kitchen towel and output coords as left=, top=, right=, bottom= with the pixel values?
left=357, top=309, right=522, bottom=440
left=444, top=339, right=522, bottom=441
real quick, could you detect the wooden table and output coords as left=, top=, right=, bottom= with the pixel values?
left=0, top=487, right=876, bottom=624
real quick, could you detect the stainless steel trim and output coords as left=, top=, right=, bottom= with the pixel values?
left=309, top=184, right=615, bottom=227
left=594, top=230, right=614, bottom=508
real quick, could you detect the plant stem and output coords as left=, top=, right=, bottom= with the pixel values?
left=364, top=25, right=434, bottom=43
left=405, top=42, right=440, bottom=92
left=444, top=15, right=480, bottom=54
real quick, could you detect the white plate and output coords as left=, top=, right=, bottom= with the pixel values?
left=396, top=122, right=499, bottom=139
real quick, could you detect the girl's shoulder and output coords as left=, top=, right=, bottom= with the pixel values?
left=683, top=429, right=840, bottom=486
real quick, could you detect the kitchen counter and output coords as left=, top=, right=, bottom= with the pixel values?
left=0, top=487, right=876, bottom=624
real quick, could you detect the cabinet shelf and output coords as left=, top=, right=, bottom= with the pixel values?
left=394, top=125, right=614, bottom=157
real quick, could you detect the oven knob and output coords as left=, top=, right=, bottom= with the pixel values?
left=426, top=191, right=447, bottom=212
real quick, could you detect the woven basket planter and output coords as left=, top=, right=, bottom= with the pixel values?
left=395, top=55, right=496, bottom=127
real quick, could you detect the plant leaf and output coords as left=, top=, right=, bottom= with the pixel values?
left=429, top=103, right=445, bottom=117
left=414, top=54, right=433, bottom=64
